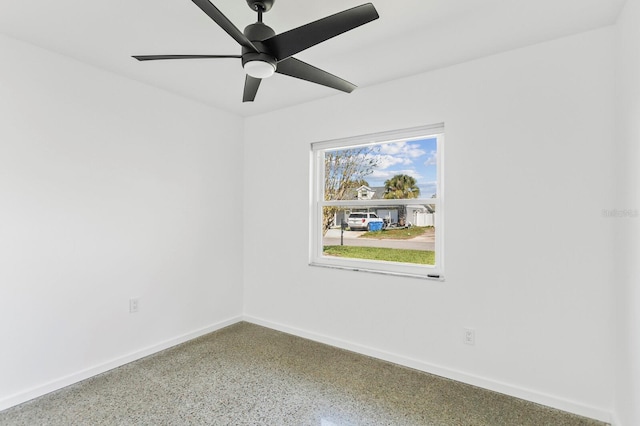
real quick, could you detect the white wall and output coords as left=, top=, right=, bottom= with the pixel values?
left=244, top=28, right=616, bottom=422
left=614, top=0, right=640, bottom=425
left=0, top=34, right=244, bottom=409
left=0, top=15, right=627, bottom=423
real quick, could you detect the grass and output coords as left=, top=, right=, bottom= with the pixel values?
left=323, top=245, right=435, bottom=265
left=360, top=226, right=432, bottom=240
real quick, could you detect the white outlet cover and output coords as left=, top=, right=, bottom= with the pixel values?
left=464, top=328, right=476, bottom=345
left=129, top=298, right=140, bottom=313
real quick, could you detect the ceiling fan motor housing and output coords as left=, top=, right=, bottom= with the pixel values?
left=246, top=0, right=273, bottom=12
left=242, top=22, right=277, bottom=69
left=243, top=22, right=276, bottom=42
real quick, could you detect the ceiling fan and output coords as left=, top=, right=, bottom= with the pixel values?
left=133, top=0, right=379, bottom=102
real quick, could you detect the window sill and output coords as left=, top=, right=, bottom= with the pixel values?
left=309, top=261, right=445, bottom=281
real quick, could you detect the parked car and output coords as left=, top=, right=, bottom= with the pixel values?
left=347, top=212, right=384, bottom=231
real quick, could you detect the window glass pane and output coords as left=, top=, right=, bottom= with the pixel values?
left=324, top=138, right=437, bottom=202
left=322, top=204, right=436, bottom=266
left=311, top=124, right=443, bottom=279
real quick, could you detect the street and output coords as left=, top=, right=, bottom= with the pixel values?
left=323, top=228, right=435, bottom=251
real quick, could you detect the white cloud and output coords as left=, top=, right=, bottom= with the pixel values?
left=371, top=141, right=427, bottom=172
left=378, top=141, right=426, bottom=158
left=424, top=150, right=437, bottom=166
left=375, top=154, right=411, bottom=169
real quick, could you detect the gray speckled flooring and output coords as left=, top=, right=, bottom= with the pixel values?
left=0, top=322, right=607, bottom=426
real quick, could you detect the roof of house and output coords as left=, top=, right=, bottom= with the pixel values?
left=346, top=185, right=435, bottom=213
left=347, top=185, right=387, bottom=200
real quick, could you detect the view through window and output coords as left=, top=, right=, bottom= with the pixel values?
left=310, top=124, right=444, bottom=279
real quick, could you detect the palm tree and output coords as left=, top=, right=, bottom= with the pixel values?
left=383, top=174, right=420, bottom=226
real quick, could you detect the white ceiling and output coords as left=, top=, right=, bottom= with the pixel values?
left=0, top=0, right=626, bottom=117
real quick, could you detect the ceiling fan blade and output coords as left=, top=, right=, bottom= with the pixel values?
left=243, top=75, right=262, bottom=102
left=262, top=3, right=378, bottom=61
left=191, top=0, right=258, bottom=52
left=133, top=54, right=241, bottom=61
left=276, top=58, right=356, bottom=93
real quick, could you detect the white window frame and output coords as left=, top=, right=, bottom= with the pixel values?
left=309, top=124, right=445, bottom=280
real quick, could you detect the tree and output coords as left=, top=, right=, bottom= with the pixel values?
left=323, top=146, right=379, bottom=234
left=383, top=174, right=420, bottom=226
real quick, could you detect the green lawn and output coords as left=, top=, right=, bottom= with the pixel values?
left=323, top=245, right=435, bottom=265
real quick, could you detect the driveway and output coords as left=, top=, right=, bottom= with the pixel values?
left=323, top=228, right=435, bottom=251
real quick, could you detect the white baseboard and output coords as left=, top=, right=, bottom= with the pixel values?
left=243, top=315, right=613, bottom=424
left=1, top=315, right=614, bottom=424
left=0, top=316, right=242, bottom=412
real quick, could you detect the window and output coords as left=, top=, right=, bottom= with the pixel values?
left=309, top=124, right=444, bottom=279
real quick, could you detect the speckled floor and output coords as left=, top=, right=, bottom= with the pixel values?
left=0, top=322, right=606, bottom=426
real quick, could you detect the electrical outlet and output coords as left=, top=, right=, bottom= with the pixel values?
left=464, top=328, right=475, bottom=345
left=129, top=298, right=139, bottom=314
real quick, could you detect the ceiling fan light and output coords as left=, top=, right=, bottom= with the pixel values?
left=244, top=60, right=276, bottom=79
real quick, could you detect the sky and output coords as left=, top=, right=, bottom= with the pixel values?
left=363, top=137, right=438, bottom=198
